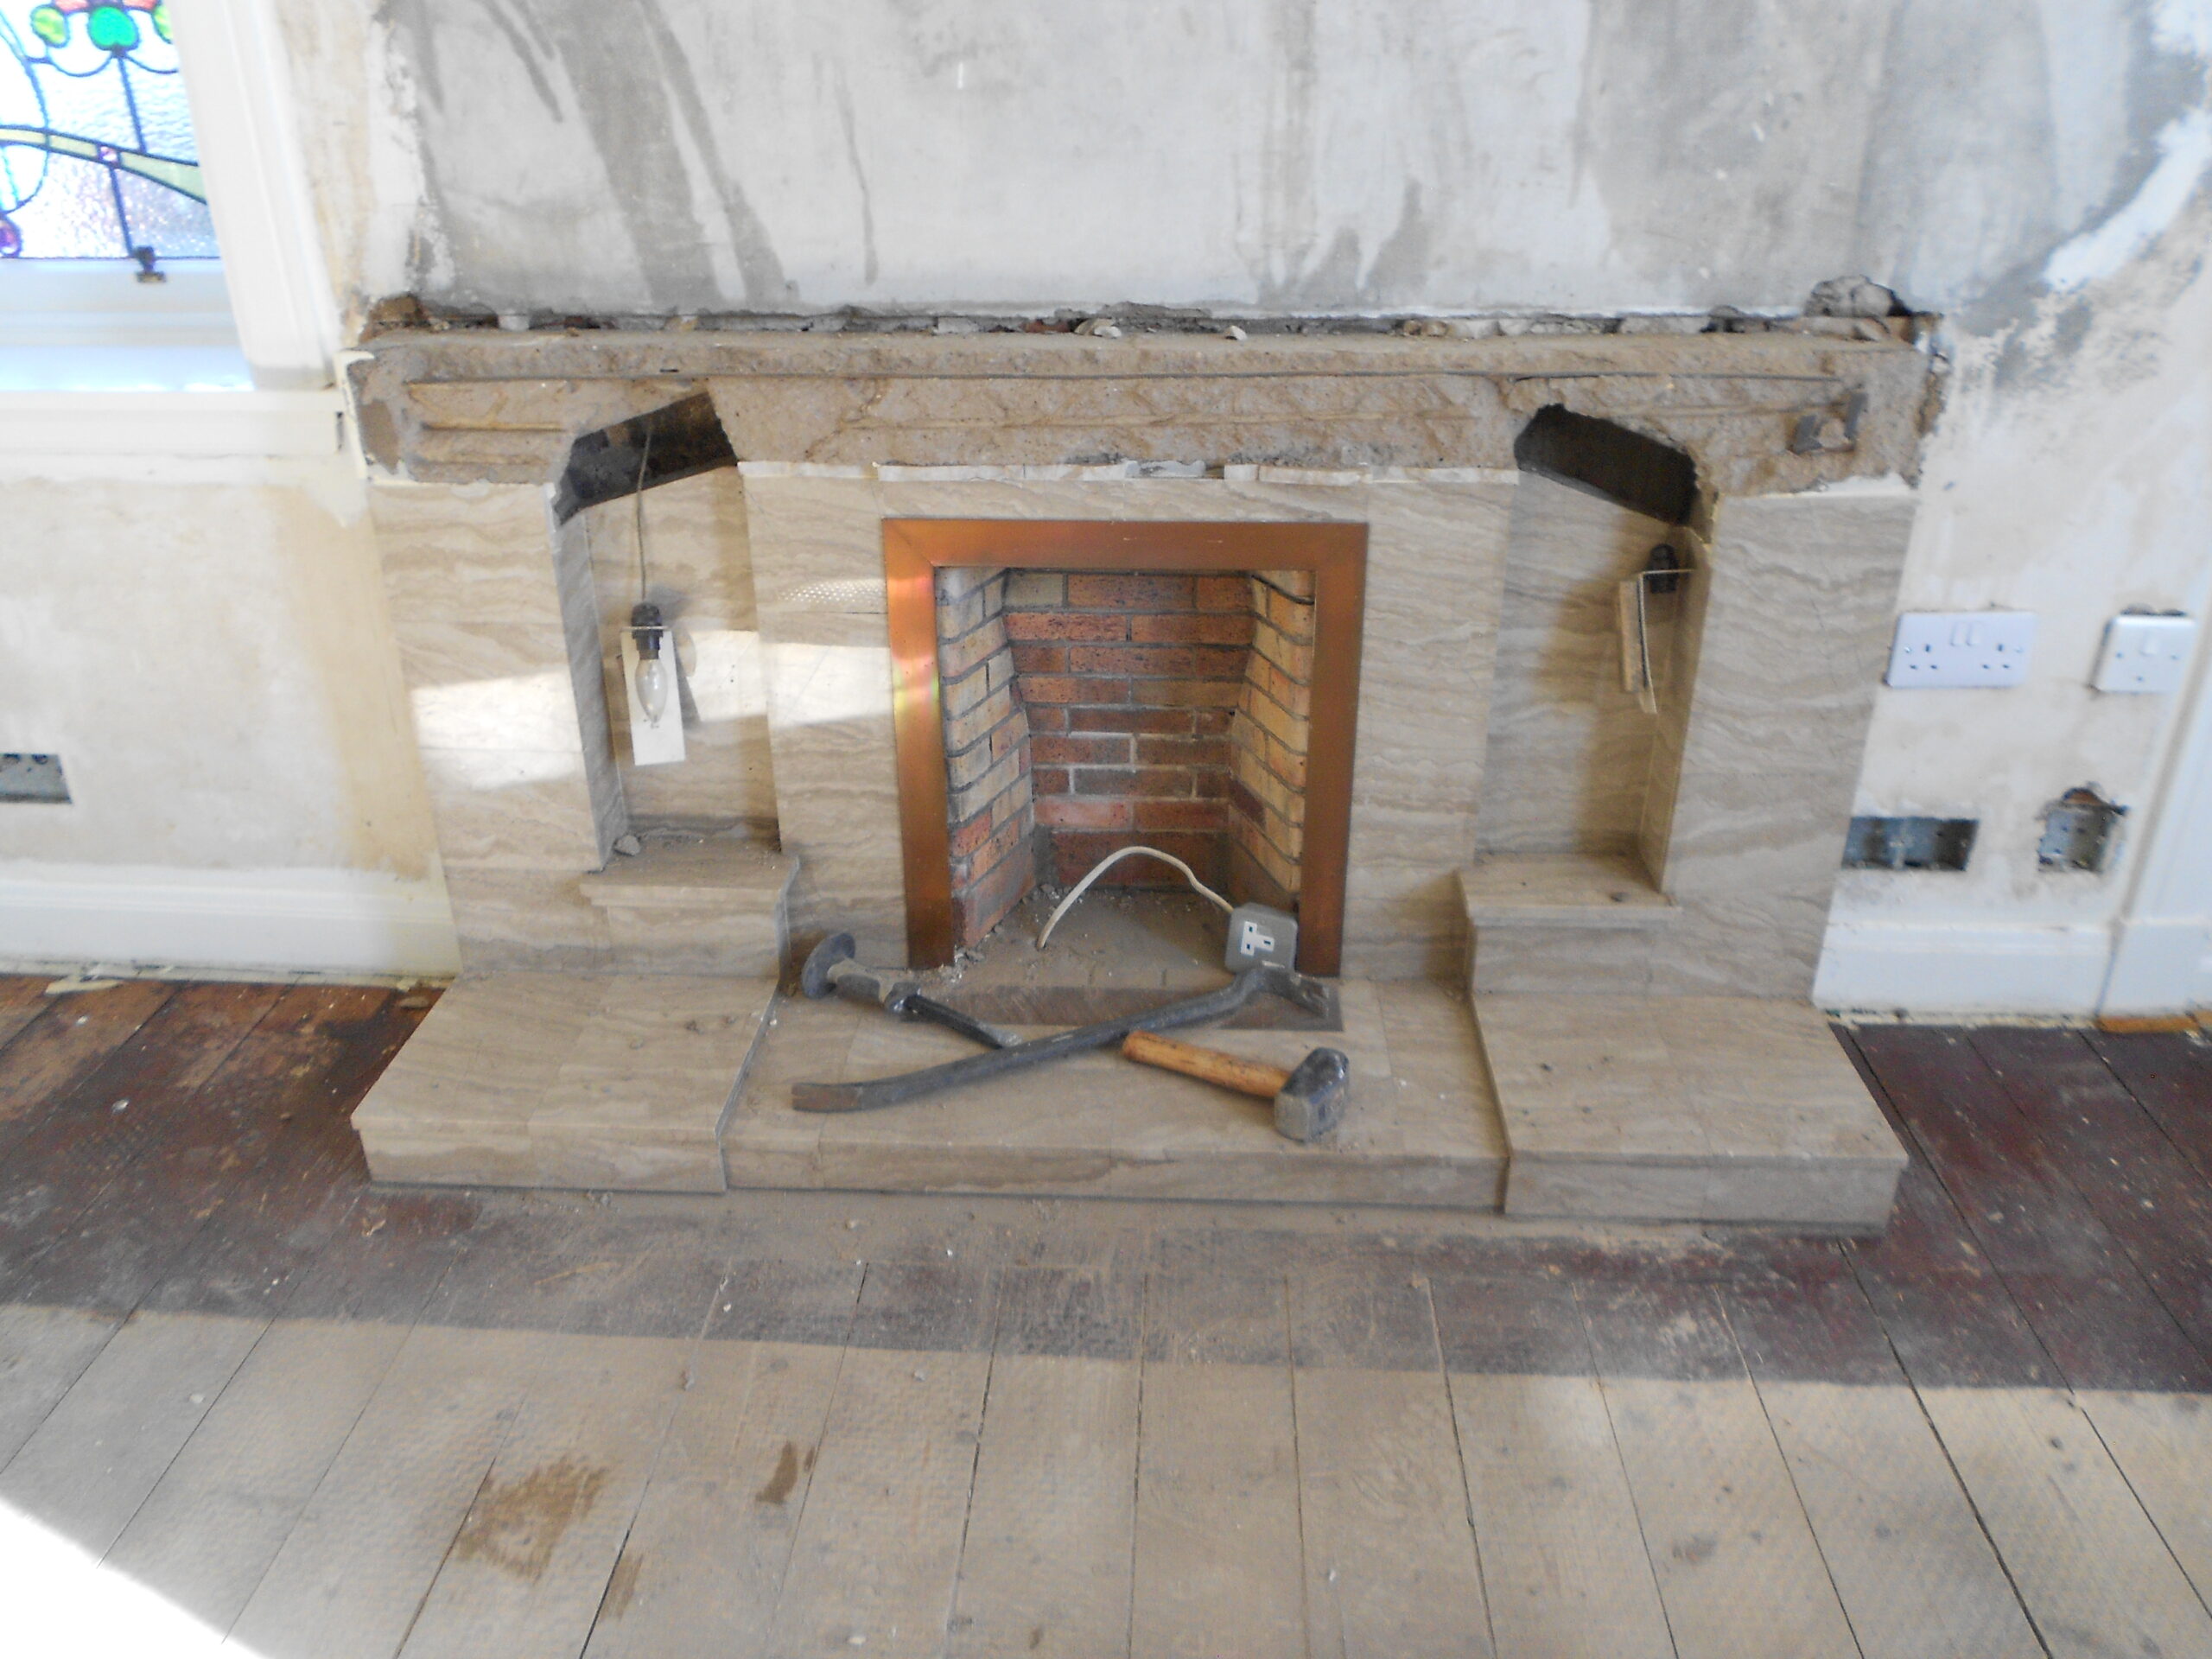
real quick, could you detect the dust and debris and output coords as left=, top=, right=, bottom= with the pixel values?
left=453, top=1456, right=611, bottom=1580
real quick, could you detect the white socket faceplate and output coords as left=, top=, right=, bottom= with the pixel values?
left=2092, top=613, right=2196, bottom=694
left=1885, top=612, right=2037, bottom=689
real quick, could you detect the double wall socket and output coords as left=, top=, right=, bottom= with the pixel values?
left=1886, top=612, right=2037, bottom=688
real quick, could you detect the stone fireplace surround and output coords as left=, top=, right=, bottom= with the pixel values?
left=354, top=325, right=1933, bottom=1219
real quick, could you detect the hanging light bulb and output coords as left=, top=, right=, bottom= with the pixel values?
left=635, top=652, right=671, bottom=725
left=630, top=601, right=672, bottom=726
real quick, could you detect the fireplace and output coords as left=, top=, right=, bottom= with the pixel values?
left=888, top=518, right=1364, bottom=971
left=350, top=324, right=1932, bottom=1222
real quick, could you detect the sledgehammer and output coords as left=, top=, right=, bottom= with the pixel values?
left=1120, top=1030, right=1350, bottom=1143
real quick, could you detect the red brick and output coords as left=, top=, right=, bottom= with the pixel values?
left=966, top=815, right=1032, bottom=877
left=1073, top=767, right=1193, bottom=798
left=1004, top=611, right=1128, bottom=643
left=1195, top=575, right=1249, bottom=611
left=1021, top=676, right=1127, bottom=705
left=948, top=811, right=996, bottom=858
left=1228, top=777, right=1266, bottom=823
left=1136, top=735, right=1230, bottom=768
left=1129, top=612, right=1255, bottom=645
left=1135, top=799, right=1229, bottom=833
left=1026, top=705, right=1067, bottom=732
left=1033, top=766, right=1070, bottom=796
left=1066, top=644, right=1248, bottom=678
left=1192, top=708, right=1235, bottom=736
left=953, top=847, right=1037, bottom=948
left=1133, top=679, right=1244, bottom=709
left=1065, top=573, right=1194, bottom=608
left=1070, top=706, right=1192, bottom=734
left=1010, top=644, right=1067, bottom=674
left=1033, top=733, right=1130, bottom=766
left=1035, top=796, right=1132, bottom=830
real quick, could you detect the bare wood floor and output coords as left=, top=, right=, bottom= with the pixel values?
left=0, top=973, right=2209, bottom=1656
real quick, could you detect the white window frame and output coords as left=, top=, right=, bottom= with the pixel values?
left=0, top=0, right=341, bottom=457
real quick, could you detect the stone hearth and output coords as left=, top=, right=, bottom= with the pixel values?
left=349, top=326, right=1931, bottom=1224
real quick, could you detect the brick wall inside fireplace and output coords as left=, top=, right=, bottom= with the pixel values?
left=933, top=564, right=1314, bottom=950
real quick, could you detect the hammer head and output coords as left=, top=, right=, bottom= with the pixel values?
left=800, top=932, right=857, bottom=999
left=1273, top=1046, right=1351, bottom=1143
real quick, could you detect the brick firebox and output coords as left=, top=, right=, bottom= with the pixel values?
left=933, top=565, right=1314, bottom=948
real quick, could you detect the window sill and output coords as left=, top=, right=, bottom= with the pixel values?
left=0, top=382, right=344, bottom=459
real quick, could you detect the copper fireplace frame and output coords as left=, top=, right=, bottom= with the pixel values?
left=885, top=518, right=1368, bottom=974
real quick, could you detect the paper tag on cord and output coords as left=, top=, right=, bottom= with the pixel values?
left=1617, top=579, right=1658, bottom=715
left=620, top=631, right=687, bottom=766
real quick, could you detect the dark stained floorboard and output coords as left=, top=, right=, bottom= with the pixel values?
left=1852, top=1022, right=2212, bottom=1392
left=2090, top=1027, right=2212, bottom=1185
left=1971, top=1025, right=2212, bottom=1367
left=0, top=990, right=2204, bottom=1399
left=0, top=983, right=280, bottom=1297
left=0, top=980, right=175, bottom=1166
left=0, top=976, right=54, bottom=1052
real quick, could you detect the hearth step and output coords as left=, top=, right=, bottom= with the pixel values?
left=719, top=977, right=1510, bottom=1208
left=1459, top=852, right=1676, bottom=929
left=577, top=835, right=795, bottom=976
left=353, top=972, right=776, bottom=1192
left=1474, top=993, right=1907, bottom=1226
left=1460, top=855, right=1677, bottom=996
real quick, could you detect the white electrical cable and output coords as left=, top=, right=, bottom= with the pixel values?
left=1036, top=844, right=1234, bottom=950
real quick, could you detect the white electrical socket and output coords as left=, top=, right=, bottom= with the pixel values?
left=1224, top=902, right=1298, bottom=971
left=1885, top=611, right=2037, bottom=688
left=2092, top=613, right=2195, bottom=694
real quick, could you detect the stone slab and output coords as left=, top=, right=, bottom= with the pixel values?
left=1475, top=993, right=1906, bottom=1226
left=353, top=329, right=1934, bottom=503
left=353, top=973, right=778, bottom=1192
left=720, top=978, right=1507, bottom=1208
left=1459, top=854, right=1676, bottom=930
left=578, top=836, right=797, bottom=976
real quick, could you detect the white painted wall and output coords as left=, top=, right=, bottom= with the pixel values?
left=0, top=462, right=456, bottom=976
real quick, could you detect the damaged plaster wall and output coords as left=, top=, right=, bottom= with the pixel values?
left=1822, top=176, right=2212, bottom=1006
left=300, top=0, right=2191, bottom=322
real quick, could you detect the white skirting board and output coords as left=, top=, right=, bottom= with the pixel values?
left=2102, top=918, right=2212, bottom=1014
left=1815, top=919, right=2118, bottom=1015
left=0, top=864, right=461, bottom=978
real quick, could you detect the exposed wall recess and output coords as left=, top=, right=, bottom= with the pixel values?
left=553, top=391, right=736, bottom=523
left=1844, top=815, right=1977, bottom=871
left=2037, top=787, right=2126, bottom=873
left=0, top=753, right=70, bottom=804
left=1513, top=405, right=1699, bottom=525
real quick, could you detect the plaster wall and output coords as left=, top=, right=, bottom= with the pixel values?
left=0, top=469, right=455, bottom=973
left=293, top=0, right=2192, bottom=328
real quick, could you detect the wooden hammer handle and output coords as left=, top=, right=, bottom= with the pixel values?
left=1121, top=1030, right=1291, bottom=1100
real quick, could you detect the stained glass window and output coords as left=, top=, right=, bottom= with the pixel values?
left=0, top=0, right=213, bottom=260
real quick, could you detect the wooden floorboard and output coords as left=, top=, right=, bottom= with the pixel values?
left=2088, top=1028, right=2212, bottom=1185
left=1971, top=1025, right=2212, bottom=1365
left=0, top=976, right=56, bottom=1052
left=0, top=996, right=2205, bottom=1655
left=1853, top=1024, right=2211, bottom=1391
left=0, top=979, right=174, bottom=1167
left=0, top=983, right=279, bottom=1299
